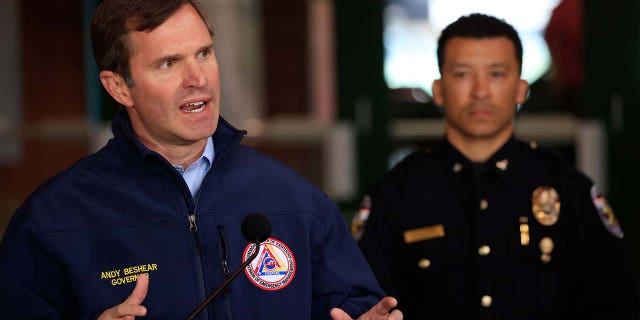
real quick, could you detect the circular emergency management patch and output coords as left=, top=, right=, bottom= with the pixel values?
left=243, top=237, right=296, bottom=291
left=590, top=185, right=624, bottom=239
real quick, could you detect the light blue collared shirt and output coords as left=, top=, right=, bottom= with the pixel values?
left=173, top=137, right=215, bottom=199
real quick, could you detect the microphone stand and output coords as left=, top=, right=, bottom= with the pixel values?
left=186, top=238, right=261, bottom=320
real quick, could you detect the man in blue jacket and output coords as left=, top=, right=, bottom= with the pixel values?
left=0, top=0, right=402, bottom=319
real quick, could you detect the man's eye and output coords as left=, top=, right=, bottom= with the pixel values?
left=160, top=60, right=174, bottom=69
left=491, top=71, right=506, bottom=78
left=198, top=50, right=211, bottom=58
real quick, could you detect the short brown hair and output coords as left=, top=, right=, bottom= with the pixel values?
left=91, top=0, right=213, bottom=86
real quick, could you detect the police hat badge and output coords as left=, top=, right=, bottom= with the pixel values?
left=531, top=186, right=560, bottom=226
left=590, top=185, right=624, bottom=239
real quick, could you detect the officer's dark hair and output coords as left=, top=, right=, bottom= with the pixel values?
left=436, top=13, right=523, bottom=73
left=91, top=0, right=213, bottom=87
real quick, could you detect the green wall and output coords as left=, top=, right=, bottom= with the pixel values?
left=584, top=0, right=640, bottom=268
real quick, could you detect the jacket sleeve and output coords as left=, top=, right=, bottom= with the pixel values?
left=566, top=176, right=640, bottom=319
left=0, top=204, right=74, bottom=319
left=357, top=188, right=403, bottom=301
left=309, top=192, right=385, bottom=319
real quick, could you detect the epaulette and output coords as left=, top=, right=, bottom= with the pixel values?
left=525, top=139, right=595, bottom=194
left=525, top=139, right=572, bottom=171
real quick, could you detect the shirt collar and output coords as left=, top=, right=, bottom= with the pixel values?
left=440, top=135, right=517, bottom=184
left=173, top=137, right=215, bottom=172
left=202, top=136, right=215, bottom=169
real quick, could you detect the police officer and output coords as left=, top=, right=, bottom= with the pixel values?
left=356, top=13, right=638, bottom=319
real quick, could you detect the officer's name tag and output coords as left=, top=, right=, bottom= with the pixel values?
left=404, top=224, right=445, bottom=243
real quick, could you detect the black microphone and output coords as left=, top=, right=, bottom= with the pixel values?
left=186, top=213, right=271, bottom=320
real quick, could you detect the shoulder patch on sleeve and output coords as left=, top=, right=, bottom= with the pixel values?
left=351, top=195, right=371, bottom=241
left=590, top=185, right=624, bottom=239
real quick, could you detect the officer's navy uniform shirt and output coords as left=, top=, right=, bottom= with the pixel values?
left=358, top=137, right=638, bottom=320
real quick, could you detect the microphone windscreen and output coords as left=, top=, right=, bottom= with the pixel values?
left=241, top=213, right=272, bottom=243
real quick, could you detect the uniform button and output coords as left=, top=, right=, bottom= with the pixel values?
left=481, top=295, right=493, bottom=307
left=452, top=162, right=463, bottom=173
left=418, top=258, right=431, bottom=269
left=478, top=245, right=491, bottom=256
left=479, top=199, right=489, bottom=210
left=495, top=159, right=509, bottom=171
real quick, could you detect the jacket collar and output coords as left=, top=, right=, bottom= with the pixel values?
left=111, top=109, right=246, bottom=163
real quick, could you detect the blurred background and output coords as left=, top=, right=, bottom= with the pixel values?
left=0, top=0, right=638, bottom=282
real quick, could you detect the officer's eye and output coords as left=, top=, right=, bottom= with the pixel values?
left=452, top=71, right=469, bottom=78
left=491, top=71, right=506, bottom=78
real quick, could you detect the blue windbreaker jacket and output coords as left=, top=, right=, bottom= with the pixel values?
left=0, top=112, right=384, bottom=319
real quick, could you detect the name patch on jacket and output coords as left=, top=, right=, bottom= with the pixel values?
left=404, top=224, right=445, bottom=243
left=99, top=263, right=158, bottom=286
left=243, top=238, right=296, bottom=291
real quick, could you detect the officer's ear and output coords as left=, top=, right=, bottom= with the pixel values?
left=432, top=79, right=443, bottom=107
left=515, top=80, right=529, bottom=112
left=100, top=71, right=134, bottom=108
left=516, top=79, right=529, bottom=105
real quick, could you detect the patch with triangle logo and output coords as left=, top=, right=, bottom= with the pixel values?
left=243, top=237, right=296, bottom=290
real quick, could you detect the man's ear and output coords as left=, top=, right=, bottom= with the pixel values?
left=432, top=79, right=443, bottom=106
left=516, top=79, right=529, bottom=105
left=99, top=71, right=134, bottom=108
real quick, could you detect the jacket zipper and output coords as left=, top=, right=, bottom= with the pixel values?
left=160, top=164, right=209, bottom=319
left=190, top=195, right=208, bottom=319
left=216, top=226, right=231, bottom=281
left=217, top=226, right=234, bottom=320
left=127, top=120, right=246, bottom=319
left=194, top=134, right=245, bottom=319
left=189, top=137, right=242, bottom=320
left=189, top=214, right=202, bottom=254
left=189, top=210, right=209, bottom=320
left=157, top=157, right=209, bottom=319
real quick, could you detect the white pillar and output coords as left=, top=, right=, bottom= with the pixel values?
left=201, top=0, right=264, bottom=131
